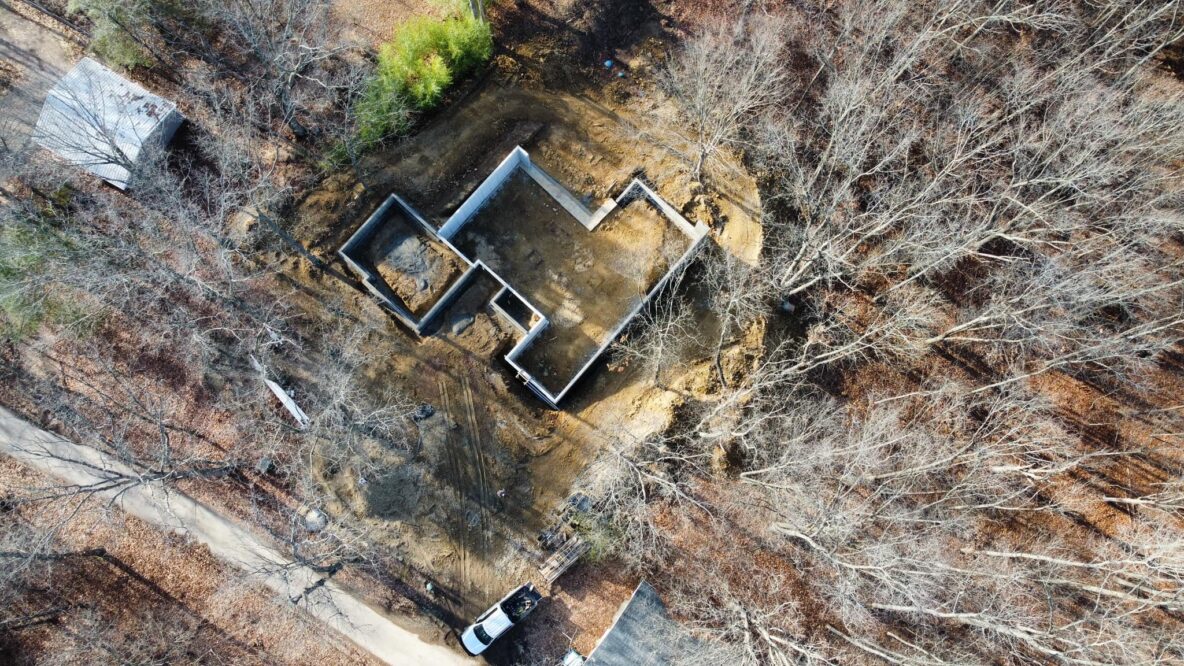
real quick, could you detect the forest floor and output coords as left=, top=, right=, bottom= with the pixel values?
left=330, top=0, right=441, bottom=47
left=0, top=407, right=398, bottom=665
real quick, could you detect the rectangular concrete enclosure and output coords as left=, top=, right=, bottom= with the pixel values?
left=340, top=147, right=708, bottom=408
left=339, top=194, right=481, bottom=334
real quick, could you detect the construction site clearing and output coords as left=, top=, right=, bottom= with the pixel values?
left=293, top=78, right=761, bottom=663
left=340, top=146, right=709, bottom=407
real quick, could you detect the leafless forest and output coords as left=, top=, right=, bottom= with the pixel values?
left=2, top=0, right=1183, bottom=664
left=601, top=1, right=1184, bottom=664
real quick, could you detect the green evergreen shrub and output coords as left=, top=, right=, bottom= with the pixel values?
left=351, top=9, right=492, bottom=150
left=68, top=0, right=155, bottom=69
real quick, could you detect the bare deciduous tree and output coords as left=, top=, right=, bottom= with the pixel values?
left=201, top=0, right=360, bottom=139
left=658, top=14, right=790, bottom=182
left=613, top=269, right=696, bottom=390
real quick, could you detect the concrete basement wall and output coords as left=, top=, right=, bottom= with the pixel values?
left=492, top=159, right=709, bottom=406
left=338, top=194, right=476, bottom=334
left=438, top=147, right=530, bottom=240
left=340, top=147, right=709, bottom=409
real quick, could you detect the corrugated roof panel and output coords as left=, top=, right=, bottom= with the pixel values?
left=32, top=57, right=182, bottom=189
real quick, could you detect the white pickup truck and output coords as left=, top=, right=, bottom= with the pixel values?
left=460, top=583, right=543, bottom=656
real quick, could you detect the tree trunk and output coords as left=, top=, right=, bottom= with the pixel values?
left=468, top=0, right=486, bottom=22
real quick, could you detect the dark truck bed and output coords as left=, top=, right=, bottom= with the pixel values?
left=502, top=583, right=542, bottom=623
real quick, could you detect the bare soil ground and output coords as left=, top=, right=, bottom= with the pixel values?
left=0, top=1, right=77, bottom=153
left=365, top=206, right=467, bottom=316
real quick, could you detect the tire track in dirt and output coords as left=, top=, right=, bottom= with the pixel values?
left=437, top=379, right=470, bottom=603
left=437, top=376, right=498, bottom=614
left=462, top=376, right=492, bottom=559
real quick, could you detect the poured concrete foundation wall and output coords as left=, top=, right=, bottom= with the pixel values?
left=338, top=194, right=473, bottom=335
left=438, top=147, right=529, bottom=240
left=339, top=147, right=709, bottom=409
left=438, top=146, right=625, bottom=242
left=498, top=173, right=708, bottom=406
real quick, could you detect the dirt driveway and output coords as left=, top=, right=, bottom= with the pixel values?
left=0, top=406, right=471, bottom=666
left=0, top=1, right=76, bottom=153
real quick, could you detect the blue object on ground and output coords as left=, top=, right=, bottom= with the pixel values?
left=604, top=59, right=613, bottom=68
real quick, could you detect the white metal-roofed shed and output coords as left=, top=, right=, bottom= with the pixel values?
left=33, top=57, right=184, bottom=190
